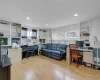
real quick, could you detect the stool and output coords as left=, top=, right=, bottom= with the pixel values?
left=26, top=50, right=35, bottom=59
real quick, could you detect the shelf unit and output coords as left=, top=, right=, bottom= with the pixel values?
left=21, top=27, right=38, bottom=45
left=39, top=29, right=46, bottom=44
left=80, top=21, right=91, bottom=47
left=0, top=19, right=47, bottom=46
left=11, top=22, right=21, bottom=45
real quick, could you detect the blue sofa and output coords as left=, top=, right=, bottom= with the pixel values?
left=41, top=44, right=67, bottom=60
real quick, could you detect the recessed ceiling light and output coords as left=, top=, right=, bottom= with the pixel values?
left=26, top=17, right=30, bottom=20
left=74, top=13, right=78, bottom=17
left=46, top=24, right=48, bottom=26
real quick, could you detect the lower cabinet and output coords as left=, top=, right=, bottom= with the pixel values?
left=8, top=48, right=22, bottom=63
left=0, top=65, right=11, bottom=80
left=83, top=51, right=93, bottom=64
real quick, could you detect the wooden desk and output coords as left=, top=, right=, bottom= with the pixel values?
left=78, top=48, right=93, bottom=52
left=66, top=47, right=93, bottom=65
left=78, top=48, right=93, bottom=66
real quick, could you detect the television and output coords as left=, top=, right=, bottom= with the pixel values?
left=0, top=38, right=8, bottom=45
left=86, top=43, right=90, bottom=47
left=76, top=41, right=84, bottom=48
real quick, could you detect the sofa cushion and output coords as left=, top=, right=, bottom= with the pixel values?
left=43, top=49, right=61, bottom=54
left=51, top=50, right=65, bottom=55
left=52, top=51, right=61, bottom=54
left=52, top=44, right=58, bottom=50
left=33, top=45, right=39, bottom=49
left=43, top=49, right=53, bottom=52
left=57, top=44, right=67, bottom=51
left=41, top=44, right=48, bottom=49
left=59, top=49, right=65, bottom=53
left=47, top=44, right=52, bottom=50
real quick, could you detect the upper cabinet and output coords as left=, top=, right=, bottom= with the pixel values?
left=0, top=19, right=39, bottom=45
left=11, top=23, right=21, bottom=44
left=0, top=20, right=10, bottom=45
left=0, top=20, right=10, bottom=37
left=11, top=22, right=21, bottom=38
left=39, top=29, right=46, bottom=39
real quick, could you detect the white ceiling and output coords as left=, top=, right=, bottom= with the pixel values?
left=0, top=0, right=100, bottom=29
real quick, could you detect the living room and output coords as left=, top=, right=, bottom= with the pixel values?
left=0, top=0, right=100, bottom=80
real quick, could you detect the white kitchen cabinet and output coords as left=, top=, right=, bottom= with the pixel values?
left=83, top=51, right=93, bottom=64
left=8, top=48, right=22, bottom=63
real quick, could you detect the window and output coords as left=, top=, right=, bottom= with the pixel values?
left=27, top=29, right=37, bottom=39
left=27, top=30, right=32, bottom=38
left=32, top=29, right=37, bottom=39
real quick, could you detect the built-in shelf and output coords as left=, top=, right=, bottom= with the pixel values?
left=0, top=19, right=40, bottom=46
left=83, top=33, right=90, bottom=36
left=21, top=36, right=27, bottom=38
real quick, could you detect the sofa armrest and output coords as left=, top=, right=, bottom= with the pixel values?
left=60, top=51, right=65, bottom=54
left=59, top=49, right=65, bottom=53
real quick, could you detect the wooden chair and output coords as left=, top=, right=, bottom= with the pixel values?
left=69, top=44, right=83, bottom=67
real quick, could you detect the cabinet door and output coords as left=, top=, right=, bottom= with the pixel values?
left=0, top=66, right=11, bottom=80
left=39, top=31, right=46, bottom=39
left=8, top=49, right=22, bottom=63
left=83, top=52, right=93, bottom=64
left=39, top=31, right=43, bottom=39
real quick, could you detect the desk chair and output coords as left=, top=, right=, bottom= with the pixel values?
left=69, top=44, right=83, bottom=67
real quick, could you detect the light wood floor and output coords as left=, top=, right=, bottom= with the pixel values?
left=11, top=56, right=100, bottom=80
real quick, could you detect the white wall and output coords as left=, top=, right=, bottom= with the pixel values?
left=91, top=17, right=100, bottom=41
left=21, top=38, right=28, bottom=45
left=51, top=16, right=100, bottom=46
left=52, top=23, right=80, bottom=44
left=45, top=29, right=52, bottom=43
left=1, top=16, right=100, bottom=46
